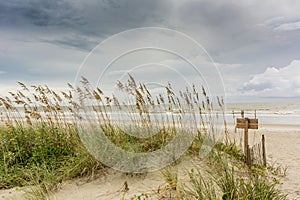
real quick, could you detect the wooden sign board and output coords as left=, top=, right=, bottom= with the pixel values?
left=236, top=118, right=258, bottom=129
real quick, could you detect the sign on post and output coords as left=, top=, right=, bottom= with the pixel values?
left=236, top=118, right=258, bottom=129
left=236, top=117, right=259, bottom=166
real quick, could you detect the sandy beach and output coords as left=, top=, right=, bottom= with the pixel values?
left=1, top=123, right=299, bottom=200
left=257, top=124, right=300, bottom=200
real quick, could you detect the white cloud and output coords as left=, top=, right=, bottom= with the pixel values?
left=274, top=21, right=300, bottom=31
left=242, top=60, right=300, bottom=98
left=0, top=71, right=5, bottom=74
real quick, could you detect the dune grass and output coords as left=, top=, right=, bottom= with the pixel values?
left=0, top=124, right=103, bottom=194
left=0, top=77, right=287, bottom=199
left=178, top=152, right=287, bottom=200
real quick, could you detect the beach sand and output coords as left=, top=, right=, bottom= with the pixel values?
left=257, top=124, right=300, bottom=200
left=1, top=124, right=299, bottom=200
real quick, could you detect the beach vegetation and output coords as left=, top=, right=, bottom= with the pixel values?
left=0, top=77, right=287, bottom=199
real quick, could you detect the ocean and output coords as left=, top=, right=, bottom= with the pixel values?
left=225, top=102, right=300, bottom=125
left=1, top=102, right=300, bottom=126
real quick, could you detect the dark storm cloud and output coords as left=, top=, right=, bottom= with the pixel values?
left=67, top=0, right=172, bottom=41
left=1, top=0, right=300, bottom=101
left=0, top=0, right=172, bottom=51
left=40, top=35, right=99, bottom=52
left=0, top=0, right=83, bottom=27
left=176, top=1, right=300, bottom=68
left=179, top=1, right=246, bottom=27
left=0, top=0, right=288, bottom=55
left=177, top=1, right=258, bottom=43
left=1, top=0, right=300, bottom=54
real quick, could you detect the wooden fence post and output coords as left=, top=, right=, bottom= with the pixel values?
left=262, top=134, right=267, bottom=167
left=244, top=118, right=249, bottom=159
left=247, top=145, right=252, bottom=167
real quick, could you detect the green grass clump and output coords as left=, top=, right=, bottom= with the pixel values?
left=178, top=151, right=287, bottom=200
left=0, top=124, right=102, bottom=191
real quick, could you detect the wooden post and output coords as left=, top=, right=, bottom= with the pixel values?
left=262, top=134, right=267, bottom=167
left=247, top=145, right=252, bottom=167
left=244, top=118, right=249, bottom=158
left=236, top=114, right=258, bottom=166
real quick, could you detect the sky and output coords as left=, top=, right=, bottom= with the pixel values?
left=1, top=0, right=300, bottom=102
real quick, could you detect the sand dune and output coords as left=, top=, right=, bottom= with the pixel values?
left=1, top=124, right=299, bottom=200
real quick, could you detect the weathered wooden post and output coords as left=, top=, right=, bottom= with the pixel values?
left=247, top=145, right=252, bottom=167
left=262, top=134, right=267, bottom=167
left=244, top=118, right=249, bottom=157
left=236, top=113, right=258, bottom=167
